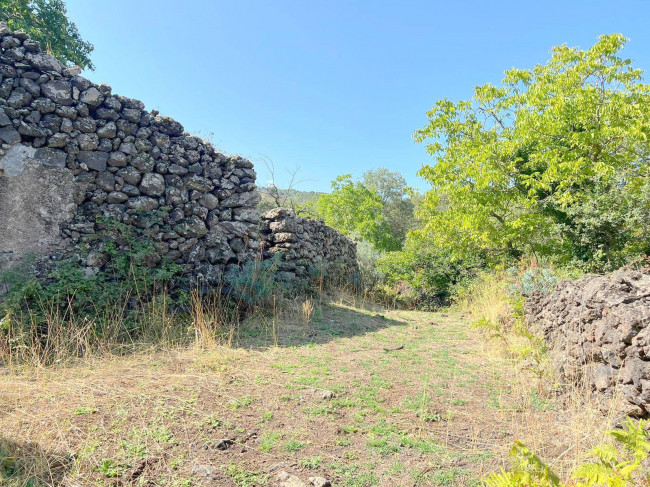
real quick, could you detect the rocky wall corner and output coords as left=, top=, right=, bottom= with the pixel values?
left=260, top=208, right=358, bottom=284
left=0, top=22, right=261, bottom=285
left=525, top=269, right=650, bottom=417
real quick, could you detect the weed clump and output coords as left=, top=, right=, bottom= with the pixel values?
left=0, top=214, right=186, bottom=366
left=484, top=419, right=650, bottom=487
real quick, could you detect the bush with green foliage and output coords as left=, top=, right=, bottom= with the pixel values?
left=1, top=216, right=182, bottom=321
left=315, top=170, right=418, bottom=252
left=507, top=267, right=559, bottom=296
left=355, top=239, right=385, bottom=289
left=376, top=240, right=484, bottom=308
left=361, top=168, right=419, bottom=246
left=414, top=34, right=650, bottom=272
left=0, top=0, right=94, bottom=69
left=225, top=254, right=281, bottom=308
left=484, top=418, right=650, bottom=486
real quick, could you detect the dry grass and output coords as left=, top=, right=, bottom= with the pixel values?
left=0, top=290, right=617, bottom=487
left=455, top=271, right=621, bottom=477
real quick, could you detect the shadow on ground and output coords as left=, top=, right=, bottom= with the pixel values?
left=237, top=302, right=408, bottom=349
left=0, top=437, right=72, bottom=486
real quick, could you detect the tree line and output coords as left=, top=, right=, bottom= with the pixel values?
left=297, top=34, right=650, bottom=306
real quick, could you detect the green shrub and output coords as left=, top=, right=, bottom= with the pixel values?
left=506, top=267, right=559, bottom=296
left=376, top=243, right=483, bottom=308
left=225, top=254, right=281, bottom=308
left=0, top=214, right=185, bottom=364
left=355, top=239, right=385, bottom=289
left=559, top=182, right=650, bottom=273
left=316, top=175, right=402, bottom=252
left=1, top=215, right=183, bottom=321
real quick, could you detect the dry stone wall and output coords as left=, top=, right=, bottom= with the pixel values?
left=261, top=208, right=358, bottom=283
left=0, top=22, right=260, bottom=284
left=0, top=23, right=358, bottom=289
left=525, top=269, right=650, bottom=417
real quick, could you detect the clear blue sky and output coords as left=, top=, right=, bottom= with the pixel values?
left=66, top=0, right=650, bottom=192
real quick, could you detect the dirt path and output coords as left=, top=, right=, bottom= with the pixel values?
left=0, top=303, right=599, bottom=486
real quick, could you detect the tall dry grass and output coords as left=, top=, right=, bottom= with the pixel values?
left=456, top=269, right=621, bottom=478
left=0, top=259, right=364, bottom=370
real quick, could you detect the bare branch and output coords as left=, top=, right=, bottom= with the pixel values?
left=257, top=156, right=311, bottom=211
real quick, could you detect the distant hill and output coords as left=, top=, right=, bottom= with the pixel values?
left=258, top=188, right=323, bottom=213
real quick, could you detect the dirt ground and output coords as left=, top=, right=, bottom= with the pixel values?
left=0, top=302, right=610, bottom=486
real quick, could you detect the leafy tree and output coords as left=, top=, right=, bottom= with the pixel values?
left=316, top=174, right=401, bottom=251
left=362, top=168, right=418, bottom=245
left=362, top=168, right=411, bottom=204
left=0, top=0, right=94, bottom=69
left=415, top=34, right=650, bottom=270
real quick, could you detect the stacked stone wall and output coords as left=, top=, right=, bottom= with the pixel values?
left=0, top=23, right=358, bottom=289
left=525, top=269, right=650, bottom=417
left=261, top=208, right=358, bottom=283
left=0, top=22, right=260, bottom=283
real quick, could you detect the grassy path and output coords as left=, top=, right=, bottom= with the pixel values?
left=0, top=302, right=599, bottom=486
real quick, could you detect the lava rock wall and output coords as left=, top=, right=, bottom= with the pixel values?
left=525, top=270, right=650, bottom=417
left=0, top=22, right=260, bottom=283
left=261, top=208, right=358, bottom=283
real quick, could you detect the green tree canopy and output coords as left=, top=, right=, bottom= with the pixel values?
left=415, top=34, right=650, bottom=270
left=362, top=168, right=418, bottom=244
left=316, top=174, right=401, bottom=251
left=0, top=0, right=94, bottom=69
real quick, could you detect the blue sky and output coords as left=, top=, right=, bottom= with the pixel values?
left=66, top=0, right=650, bottom=193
